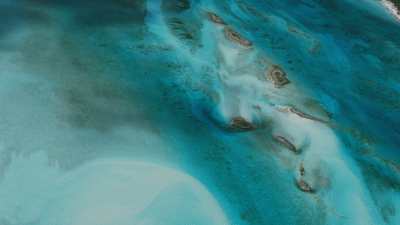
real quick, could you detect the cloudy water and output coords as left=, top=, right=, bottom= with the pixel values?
left=0, top=0, right=399, bottom=225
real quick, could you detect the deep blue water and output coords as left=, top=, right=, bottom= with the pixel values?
left=0, top=0, right=399, bottom=225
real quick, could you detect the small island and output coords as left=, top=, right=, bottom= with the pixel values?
left=267, top=65, right=290, bottom=88
left=224, top=27, right=253, bottom=47
left=207, top=12, right=226, bottom=25
left=382, top=0, right=400, bottom=21
left=296, top=179, right=314, bottom=193
left=274, top=135, right=298, bottom=153
left=229, top=116, right=256, bottom=131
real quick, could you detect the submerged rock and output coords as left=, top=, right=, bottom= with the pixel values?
left=267, top=65, right=290, bottom=88
left=207, top=12, right=226, bottom=25
left=224, top=27, right=252, bottom=47
left=229, top=117, right=256, bottom=131
left=296, top=179, right=314, bottom=193
left=274, top=135, right=298, bottom=153
left=165, top=17, right=202, bottom=49
left=161, top=0, right=191, bottom=12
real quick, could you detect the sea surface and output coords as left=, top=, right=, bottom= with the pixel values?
left=0, top=0, right=399, bottom=225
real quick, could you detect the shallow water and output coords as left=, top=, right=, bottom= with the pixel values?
left=0, top=0, right=399, bottom=225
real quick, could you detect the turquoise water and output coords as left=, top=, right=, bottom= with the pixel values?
left=0, top=0, right=399, bottom=225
